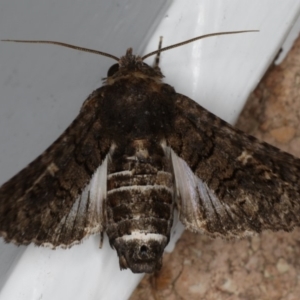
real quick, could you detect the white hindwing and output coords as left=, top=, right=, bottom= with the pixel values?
left=46, top=156, right=108, bottom=248
left=170, top=148, right=253, bottom=238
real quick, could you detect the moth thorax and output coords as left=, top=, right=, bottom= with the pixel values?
left=114, top=232, right=168, bottom=273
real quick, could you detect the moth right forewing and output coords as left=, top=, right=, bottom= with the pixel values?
left=0, top=87, right=112, bottom=246
left=168, top=93, right=300, bottom=237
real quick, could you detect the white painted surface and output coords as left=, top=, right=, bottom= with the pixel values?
left=0, top=1, right=299, bottom=299
left=143, top=1, right=300, bottom=124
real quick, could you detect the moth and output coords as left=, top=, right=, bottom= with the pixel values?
left=1, top=30, right=299, bottom=274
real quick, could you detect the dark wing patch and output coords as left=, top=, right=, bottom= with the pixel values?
left=167, top=94, right=300, bottom=237
left=0, top=88, right=112, bottom=247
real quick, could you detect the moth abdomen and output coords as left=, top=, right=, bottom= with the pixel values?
left=105, top=139, right=175, bottom=273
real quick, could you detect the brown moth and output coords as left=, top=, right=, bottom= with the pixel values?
left=2, top=30, right=300, bottom=274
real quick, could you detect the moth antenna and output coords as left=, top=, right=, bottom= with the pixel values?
left=142, top=30, right=259, bottom=60
left=153, top=36, right=163, bottom=68
left=1, top=39, right=119, bottom=62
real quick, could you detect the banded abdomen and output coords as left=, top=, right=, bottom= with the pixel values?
left=105, top=139, right=174, bottom=273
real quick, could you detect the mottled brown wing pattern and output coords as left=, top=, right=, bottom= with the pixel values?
left=0, top=87, right=112, bottom=247
left=168, top=94, right=300, bottom=238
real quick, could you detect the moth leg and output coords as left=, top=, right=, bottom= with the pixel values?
left=99, top=232, right=104, bottom=249
left=153, top=36, right=163, bottom=69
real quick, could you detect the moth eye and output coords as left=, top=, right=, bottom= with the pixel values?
left=107, top=64, right=119, bottom=77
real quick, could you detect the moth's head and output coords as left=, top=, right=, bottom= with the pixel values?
left=105, top=48, right=163, bottom=85
left=114, top=234, right=168, bottom=273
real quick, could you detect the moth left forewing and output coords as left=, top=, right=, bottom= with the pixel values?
left=0, top=88, right=112, bottom=247
left=167, top=94, right=300, bottom=238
